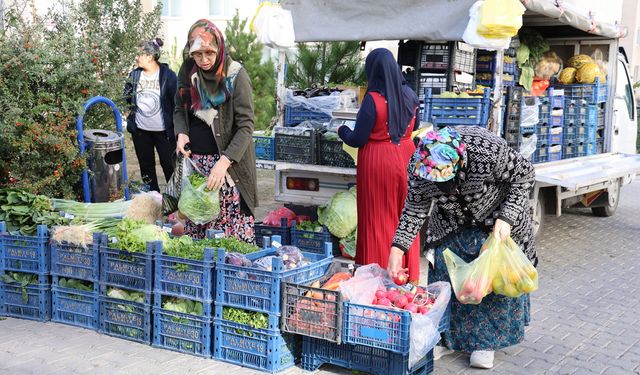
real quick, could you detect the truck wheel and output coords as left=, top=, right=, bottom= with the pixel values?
left=591, top=181, right=620, bottom=217
left=531, top=192, right=545, bottom=237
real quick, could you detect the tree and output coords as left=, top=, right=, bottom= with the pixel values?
left=0, top=0, right=161, bottom=198
left=224, top=10, right=276, bottom=130
left=286, top=42, right=366, bottom=89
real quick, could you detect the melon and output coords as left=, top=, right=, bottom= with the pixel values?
left=568, top=54, right=594, bottom=69
left=575, top=62, right=600, bottom=84
left=558, top=67, right=577, bottom=84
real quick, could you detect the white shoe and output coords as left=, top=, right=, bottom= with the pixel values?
left=433, top=345, right=455, bottom=360
left=470, top=350, right=494, bottom=369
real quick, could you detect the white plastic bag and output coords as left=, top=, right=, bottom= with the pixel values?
left=519, top=133, right=538, bottom=160
left=463, top=1, right=511, bottom=50
left=409, top=281, right=452, bottom=368
left=250, top=2, right=295, bottom=49
left=339, top=264, right=389, bottom=304
left=285, top=89, right=342, bottom=117
left=520, top=97, right=540, bottom=127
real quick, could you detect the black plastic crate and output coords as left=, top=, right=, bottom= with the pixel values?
left=419, top=42, right=475, bottom=74
left=417, top=74, right=448, bottom=100
left=317, top=134, right=356, bottom=169
left=275, top=127, right=317, bottom=165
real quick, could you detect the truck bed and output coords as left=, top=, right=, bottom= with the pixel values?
left=534, top=153, right=640, bottom=191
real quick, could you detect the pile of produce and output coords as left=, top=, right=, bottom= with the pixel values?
left=516, top=28, right=550, bottom=91
left=223, top=306, right=269, bottom=336
left=225, top=245, right=309, bottom=272
left=338, top=230, right=356, bottom=259
left=558, top=54, right=606, bottom=84
left=0, top=272, right=39, bottom=303
left=162, top=297, right=205, bottom=317
left=178, top=173, right=220, bottom=225
left=0, top=189, right=67, bottom=235
left=318, top=188, right=357, bottom=239
left=370, top=285, right=437, bottom=315
left=57, top=278, right=94, bottom=292
left=106, top=287, right=146, bottom=304
left=261, top=207, right=298, bottom=227
left=107, top=218, right=170, bottom=253
left=163, top=235, right=260, bottom=262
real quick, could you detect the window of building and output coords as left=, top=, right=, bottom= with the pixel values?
left=161, top=0, right=182, bottom=17
left=209, top=0, right=233, bottom=17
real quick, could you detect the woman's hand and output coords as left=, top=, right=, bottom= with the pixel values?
left=493, top=218, right=511, bottom=241
left=207, top=156, right=231, bottom=191
left=177, top=133, right=191, bottom=157
left=387, top=247, right=408, bottom=279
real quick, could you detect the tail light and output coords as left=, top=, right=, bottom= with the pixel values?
left=286, top=177, right=319, bottom=191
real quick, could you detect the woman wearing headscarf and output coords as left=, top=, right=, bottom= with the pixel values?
left=173, top=19, right=257, bottom=241
left=124, top=38, right=177, bottom=192
left=338, top=48, right=421, bottom=283
left=388, top=126, right=537, bottom=369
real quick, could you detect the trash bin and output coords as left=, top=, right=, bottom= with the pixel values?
left=83, top=129, right=125, bottom=202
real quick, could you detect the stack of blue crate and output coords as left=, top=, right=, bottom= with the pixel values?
left=533, top=90, right=564, bottom=163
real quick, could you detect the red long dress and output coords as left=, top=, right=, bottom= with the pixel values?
left=355, top=92, right=421, bottom=282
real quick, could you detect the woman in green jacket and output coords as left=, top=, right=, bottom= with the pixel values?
left=173, top=19, right=258, bottom=242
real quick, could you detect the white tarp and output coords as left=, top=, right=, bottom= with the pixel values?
left=280, top=0, right=627, bottom=42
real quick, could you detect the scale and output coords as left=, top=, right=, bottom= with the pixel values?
left=329, top=109, right=358, bottom=131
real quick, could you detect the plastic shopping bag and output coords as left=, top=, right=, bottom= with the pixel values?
left=250, top=2, right=295, bottom=49
left=177, top=159, right=220, bottom=225
left=408, top=281, right=451, bottom=368
left=463, top=1, right=511, bottom=50
left=443, top=237, right=499, bottom=304
left=477, top=0, right=526, bottom=39
left=492, top=236, right=539, bottom=298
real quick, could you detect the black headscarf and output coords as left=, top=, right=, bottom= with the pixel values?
left=365, top=48, right=419, bottom=144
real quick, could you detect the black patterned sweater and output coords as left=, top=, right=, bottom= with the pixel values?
left=391, top=126, right=538, bottom=264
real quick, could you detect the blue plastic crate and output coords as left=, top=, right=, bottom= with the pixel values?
left=51, top=232, right=100, bottom=282
left=564, top=99, right=588, bottom=116
left=342, top=301, right=451, bottom=355
left=254, top=136, right=275, bottom=161
left=301, top=336, right=434, bottom=375
left=586, top=104, right=605, bottom=126
left=548, top=127, right=563, bottom=145
left=0, top=222, right=49, bottom=274
left=215, top=241, right=333, bottom=315
left=291, top=224, right=335, bottom=255
left=563, top=142, right=588, bottom=159
left=422, top=88, right=491, bottom=127
left=98, top=233, right=154, bottom=293
left=539, top=92, right=564, bottom=110
left=284, top=106, right=331, bottom=127
left=99, top=294, right=152, bottom=344
left=548, top=148, right=563, bottom=161
left=586, top=142, right=597, bottom=156
left=153, top=246, right=216, bottom=302
left=213, top=319, right=299, bottom=373
left=152, top=306, right=213, bottom=358
left=475, top=59, right=516, bottom=74
left=51, top=279, right=98, bottom=330
left=554, top=79, right=607, bottom=104
left=255, top=218, right=292, bottom=249
left=564, top=113, right=586, bottom=127
left=0, top=280, right=50, bottom=322
left=538, top=112, right=563, bottom=127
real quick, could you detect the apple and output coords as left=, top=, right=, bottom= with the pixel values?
left=404, top=292, right=415, bottom=302
left=405, top=303, right=418, bottom=313
left=395, top=295, right=408, bottom=309
left=418, top=306, right=430, bottom=314
left=415, top=287, right=426, bottom=296
left=375, top=290, right=388, bottom=300
left=376, top=297, right=392, bottom=307
left=394, top=271, right=408, bottom=286
left=387, top=289, right=400, bottom=302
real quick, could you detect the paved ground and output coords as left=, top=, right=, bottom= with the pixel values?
left=2, top=176, right=640, bottom=374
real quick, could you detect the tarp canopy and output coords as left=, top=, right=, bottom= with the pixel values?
left=280, top=0, right=627, bottom=42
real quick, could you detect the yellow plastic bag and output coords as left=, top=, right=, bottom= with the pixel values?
left=443, top=237, right=500, bottom=305
left=477, top=0, right=526, bottom=39
left=492, top=236, right=539, bottom=298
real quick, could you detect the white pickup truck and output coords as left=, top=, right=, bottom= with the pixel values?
left=261, top=0, right=640, bottom=236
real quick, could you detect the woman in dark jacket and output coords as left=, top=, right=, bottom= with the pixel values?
left=124, top=38, right=178, bottom=192
left=173, top=19, right=257, bottom=242
left=389, top=126, right=537, bottom=369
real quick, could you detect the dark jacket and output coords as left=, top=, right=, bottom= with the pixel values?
left=173, top=66, right=258, bottom=216
left=124, top=63, right=177, bottom=140
left=392, top=126, right=537, bottom=264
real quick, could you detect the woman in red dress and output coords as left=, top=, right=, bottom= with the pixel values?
left=338, top=48, right=421, bottom=283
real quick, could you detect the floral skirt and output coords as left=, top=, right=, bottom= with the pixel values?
left=183, top=154, right=255, bottom=244
left=432, top=226, right=530, bottom=352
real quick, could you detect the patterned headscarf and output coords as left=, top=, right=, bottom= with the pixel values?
left=179, top=19, right=230, bottom=111
left=413, top=127, right=466, bottom=182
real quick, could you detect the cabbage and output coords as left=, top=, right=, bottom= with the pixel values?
left=317, top=188, right=357, bottom=238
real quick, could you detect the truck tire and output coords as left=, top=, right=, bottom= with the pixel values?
left=531, top=192, right=545, bottom=237
left=591, top=180, right=620, bottom=217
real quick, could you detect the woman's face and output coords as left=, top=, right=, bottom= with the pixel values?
left=135, top=49, right=154, bottom=69
left=191, top=49, right=217, bottom=71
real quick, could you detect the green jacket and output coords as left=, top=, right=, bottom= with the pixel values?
left=173, top=67, right=258, bottom=216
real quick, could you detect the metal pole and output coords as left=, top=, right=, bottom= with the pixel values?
left=491, top=50, right=504, bottom=135
left=276, top=50, right=286, bottom=127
